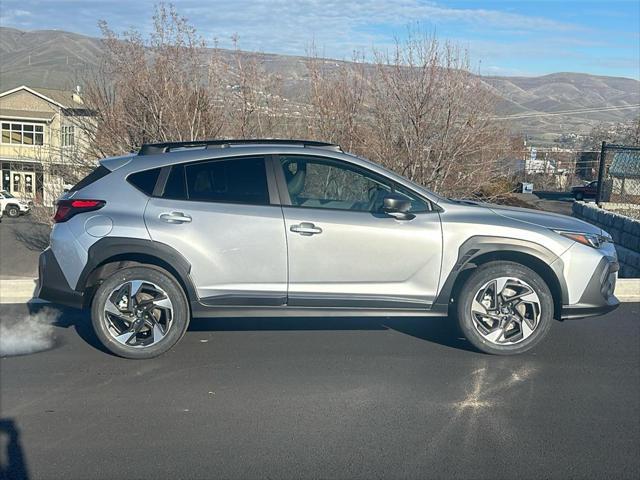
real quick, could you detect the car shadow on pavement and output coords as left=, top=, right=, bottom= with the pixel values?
left=189, top=315, right=475, bottom=353
left=0, top=419, right=30, bottom=480
left=29, top=304, right=475, bottom=355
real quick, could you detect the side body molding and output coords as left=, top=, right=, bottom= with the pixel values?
left=76, top=237, right=198, bottom=301
left=434, top=235, right=569, bottom=309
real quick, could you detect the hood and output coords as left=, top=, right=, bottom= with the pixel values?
left=467, top=202, right=602, bottom=235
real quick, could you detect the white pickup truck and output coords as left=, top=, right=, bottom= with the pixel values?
left=0, top=189, right=32, bottom=218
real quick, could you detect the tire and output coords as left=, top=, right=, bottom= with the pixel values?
left=574, top=192, right=584, bottom=201
left=91, top=265, right=190, bottom=359
left=6, top=205, right=20, bottom=218
left=456, top=261, right=554, bottom=355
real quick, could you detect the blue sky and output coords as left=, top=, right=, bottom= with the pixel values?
left=1, top=0, right=639, bottom=78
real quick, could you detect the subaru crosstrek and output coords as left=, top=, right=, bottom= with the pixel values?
left=36, top=139, right=619, bottom=358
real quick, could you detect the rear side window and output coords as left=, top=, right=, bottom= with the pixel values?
left=69, top=165, right=110, bottom=192
left=128, top=168, right=161, bottom=195
left=183, top=157, right=269, bottom=205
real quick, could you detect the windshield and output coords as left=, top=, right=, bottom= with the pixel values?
left=0, top=190, right=15, bottom=198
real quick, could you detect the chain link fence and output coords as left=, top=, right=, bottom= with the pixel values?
left=597, top=143, right=640, bottom=216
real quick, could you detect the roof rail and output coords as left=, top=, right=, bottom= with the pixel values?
left=138, top=139, right=342, bottom=156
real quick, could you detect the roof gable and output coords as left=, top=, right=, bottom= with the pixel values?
left=0, top=85, right=76, bottom=109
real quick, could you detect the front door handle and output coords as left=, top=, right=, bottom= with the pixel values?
left=159, top=212, right=192, bottom=224
left=290, top=222, right=322, bottom=236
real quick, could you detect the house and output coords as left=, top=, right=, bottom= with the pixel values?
left=0, top=85, right=93, bottom=205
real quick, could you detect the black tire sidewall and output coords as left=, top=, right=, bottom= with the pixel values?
left=575, top=192, right=583, bottom=201
left=456, top=261, right=554, bottom=355
left=7, top=206, right=19, bottom=218
left=91, top=266, right=190, bottom=359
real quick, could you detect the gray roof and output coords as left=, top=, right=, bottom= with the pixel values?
left=609, top=150, right=640, bottom=179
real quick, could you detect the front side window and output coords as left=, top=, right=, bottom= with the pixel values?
left=183, top=156, right=269, bottom=205
left=279, top=156, right=428, bottom=213
left=1, top=122, right=44, bottom=145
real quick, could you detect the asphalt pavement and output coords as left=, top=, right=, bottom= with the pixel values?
left=1, top=302, right=639, bottom=480
left=0, top=216, right=49, bottom=279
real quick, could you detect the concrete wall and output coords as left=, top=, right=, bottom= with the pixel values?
left=572, top=201, right=640, bottom=278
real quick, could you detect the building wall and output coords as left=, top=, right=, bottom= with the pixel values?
left=0, top=88, right=89, bottom=205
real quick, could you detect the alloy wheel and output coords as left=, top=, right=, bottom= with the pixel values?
left=470, top=276, right=541, bottom=346
left=104, top=280, right=173, bottom=348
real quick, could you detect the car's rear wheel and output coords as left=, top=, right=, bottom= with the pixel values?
left=91, top=266, right=190, bottom=359
left=574, top=192, right=584, bottom=201
left=456, top=261, right=554, bottom=355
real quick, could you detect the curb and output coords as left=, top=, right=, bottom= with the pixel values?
left=1, top=277, right=639, bottom=305
left=615, top=278, right=640, bottom=303
left=0, top=278, right=38, bottom=304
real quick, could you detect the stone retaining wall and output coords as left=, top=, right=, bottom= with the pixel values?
left=572, top=202, right=640, bottom=277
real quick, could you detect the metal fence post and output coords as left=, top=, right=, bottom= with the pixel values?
left=596, top=141, right=607, bottom=206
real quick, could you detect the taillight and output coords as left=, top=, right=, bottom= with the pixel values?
left=53, top=199, right=105, bottom=223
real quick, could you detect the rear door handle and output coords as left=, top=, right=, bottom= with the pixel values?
left=290, top=222, right=322, bottom=236
left=159, top=212, right=192, bottom=224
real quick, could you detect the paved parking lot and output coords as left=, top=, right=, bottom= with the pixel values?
left=1, top=302, right=638, bottom=479
left=0, top=216, right=49, bottom=279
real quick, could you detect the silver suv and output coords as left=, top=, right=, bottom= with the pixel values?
left=36, top=140, right=619, bottom=358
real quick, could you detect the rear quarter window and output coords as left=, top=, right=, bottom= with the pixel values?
left=128, top=168, right=161, bottom=195
left=70, top=165, right=111, bottom=192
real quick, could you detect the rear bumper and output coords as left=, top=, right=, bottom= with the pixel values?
left=561, top=256, right=620, bottom=320
left=35, top=248, right=84, bottom=309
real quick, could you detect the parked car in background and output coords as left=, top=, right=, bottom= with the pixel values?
left=0, top=190, right=32, bottom=218
left=571, top=180, right=598, bottom=200
left=37, top=139, right=619, bottom=359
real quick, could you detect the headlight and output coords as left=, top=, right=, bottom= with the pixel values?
left=555, top=230, right=609, bottom=249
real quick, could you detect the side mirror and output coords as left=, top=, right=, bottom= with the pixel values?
left=382, top=194, right=415, bottom=220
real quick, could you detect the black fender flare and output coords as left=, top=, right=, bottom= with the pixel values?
left=434, top=235, right=569, bottom=310
left=76, top=237, right=198, bottom=302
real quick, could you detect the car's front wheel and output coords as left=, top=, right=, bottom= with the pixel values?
left=456, top=261, right=554, bottom=355
left=5, top=205, right=20, bottom=218
left=91, top=266, right=190, bottom=359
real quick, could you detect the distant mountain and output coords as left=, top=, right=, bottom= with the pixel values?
left=1, top=27, right=638, bottom=143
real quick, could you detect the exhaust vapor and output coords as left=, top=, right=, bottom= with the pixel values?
left=0, top=307, right=60, bottom=357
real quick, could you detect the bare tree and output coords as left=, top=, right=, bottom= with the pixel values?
left=366, top=32, right=511, bottom=198
left=224, top=36, right=290, bottom=138
left=81, top=2, right=227, bottom=158
left=305, top=47, right=367, bottom=152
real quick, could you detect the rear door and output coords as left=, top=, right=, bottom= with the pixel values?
left=275, top=155, right=442, bottom=309
left=144, top=156, right=288, bottom=306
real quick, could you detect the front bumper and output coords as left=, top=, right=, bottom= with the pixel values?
left=35, top=248, right=84, bottom=309
left=561, top=256, right=620, bottom=319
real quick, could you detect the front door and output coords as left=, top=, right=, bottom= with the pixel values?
left=276, top=155, right=442, bottom=309
left=144, top=156, right=288, bottom=305
left=11, top=172, right=35, bottom=198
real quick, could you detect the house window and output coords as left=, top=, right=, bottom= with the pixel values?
left=1, top=122, right=44, bottom=145
left=61, top=125, right=75, bottom=147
